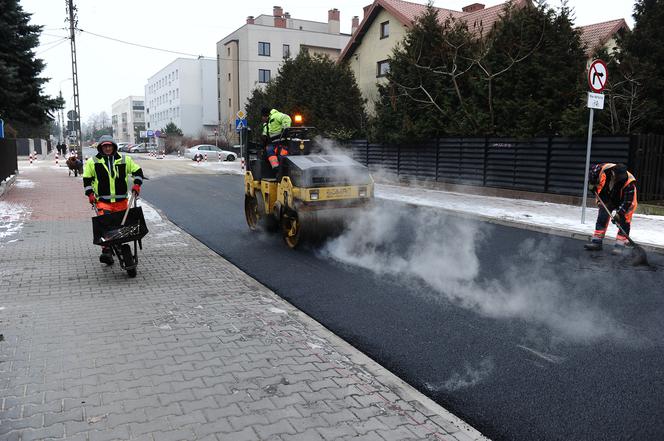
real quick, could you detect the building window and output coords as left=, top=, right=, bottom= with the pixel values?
left=228, top=73, right=231, bottom=81
left=227, top=47, right=231, bottom=56
left=283, top=44, right=290, bottom=58
left=258, top=42, right=271, bottom=56
left=258, top=69, right=271, bottom=83
left=228, top=98, right=232, bottom=107
left=380, top=21, right=389, bottom=39
left=377, top=60, right=390, bottom=77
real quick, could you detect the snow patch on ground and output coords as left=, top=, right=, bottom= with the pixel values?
left=0, top=201, right=31, bottom=243
left=187, top=161, right=244, bottom=175
left=376, top=183, right=664, bottom=248
left=140, top=202, right=163, bottom=224
left=14, top=179, right=35, bottom=188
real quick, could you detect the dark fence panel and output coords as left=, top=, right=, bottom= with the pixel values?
left=349, top=136, right=639, bottom=198
left=1, top=139, right=18, bottom=183
left=631, top=134, right=664, bottom=202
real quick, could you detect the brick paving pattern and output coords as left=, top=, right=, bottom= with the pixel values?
left=0, top=162, right=486, bottom=440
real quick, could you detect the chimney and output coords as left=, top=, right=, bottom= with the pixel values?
left=328, top=8, right=340, bottom=34
left=462, top=3, right=485, bottom=13
left=273, top=5, right=286, bottom=28
left=246, top=16, right=255, bottom=24
left=351, top=16, right=359, bottom=35
left=363, top=5, right=371, bottom=18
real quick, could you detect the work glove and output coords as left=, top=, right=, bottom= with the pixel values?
left=131, top=184, right=141, bottom=196
left=614, top=210, right=624, bottom=224
left=88, top=193, right=97, bottom=205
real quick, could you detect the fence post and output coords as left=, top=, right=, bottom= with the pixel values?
left=366, top=140, right=369, bottom=167
left=482, top=137, right=488, bottom=186
left=544, top=136, right=552, bottom=193
left=397, top=144, right=400, bottom=178
left=435, top=137, right=440, bottom=182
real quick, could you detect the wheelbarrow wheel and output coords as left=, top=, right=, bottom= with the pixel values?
left=121, top=244, right=137, bottom=277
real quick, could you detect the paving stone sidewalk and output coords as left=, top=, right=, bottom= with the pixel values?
left=0, top=163, right=486, bottom=441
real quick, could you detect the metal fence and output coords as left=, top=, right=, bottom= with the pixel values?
left=349, top=136, right=635, bottom=198
left=631, top=134, right=664, bottom=202
left=0, top=139, right=18, bottom=184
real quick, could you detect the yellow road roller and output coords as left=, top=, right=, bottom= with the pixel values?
left=244, top=127, right=374, bottom=248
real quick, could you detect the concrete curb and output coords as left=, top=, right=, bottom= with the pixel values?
left=147, top=202, right=490, bottom=441
left=384, top=197, right=664, bottom=255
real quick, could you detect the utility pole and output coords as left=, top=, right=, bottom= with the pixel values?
left=66, top=0, right=83, bottom=158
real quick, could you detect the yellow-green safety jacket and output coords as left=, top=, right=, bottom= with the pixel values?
left=82, top=153, right=144, bottom=202
left=262, top=109, right=291, bottom=139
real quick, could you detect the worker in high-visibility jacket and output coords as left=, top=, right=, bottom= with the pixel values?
left=261, top=107, right=291, bottom=170
left=83, top=135, right=144, bottom=265
left=584, top=163, right=638, bottom=254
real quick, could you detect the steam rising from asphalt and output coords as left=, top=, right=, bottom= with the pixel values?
left=322, top=204, right=629, bottom=343
left=426, top=358, right=495, bottom=392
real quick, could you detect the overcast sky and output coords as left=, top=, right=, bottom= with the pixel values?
left=23, top=0, right=637, bottom=122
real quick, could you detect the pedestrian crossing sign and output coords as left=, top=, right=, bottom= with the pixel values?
left=235, top=118, right=247, bottom=132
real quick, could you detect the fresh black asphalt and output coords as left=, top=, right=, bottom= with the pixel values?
left=143, top=173, right=664, bottom=441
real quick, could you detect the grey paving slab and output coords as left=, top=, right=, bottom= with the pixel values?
left=0, top=165, right=487, bottom=440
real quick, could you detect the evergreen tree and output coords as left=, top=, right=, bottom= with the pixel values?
left=0, top=0, right=63, bottom=136
left=487, top=2, right=586, bottom=137
left=624, top=0, right=664, bottom=133
left=246, top=51, right=366, bottom=142
left=372, top=5, right=481, bottom=142
left=162, top=122, right=183, bottom=137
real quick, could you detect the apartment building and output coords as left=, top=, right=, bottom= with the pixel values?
left=216, top=6, right=352, bottom=137
left=144, top=58, right=217, bottom=138
left=111, top=96, right=145, bottom=144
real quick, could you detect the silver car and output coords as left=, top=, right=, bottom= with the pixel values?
left=185, top=144, right=236, bottom=161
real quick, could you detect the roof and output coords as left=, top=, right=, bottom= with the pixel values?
left=340, top=0, right=527, bottom=61
left=578, top=18, right=629, bottom=56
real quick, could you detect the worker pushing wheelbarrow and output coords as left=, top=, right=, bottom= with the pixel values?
left=83, top=135, right=148, bottom=277
left=91, top=192, right=148, bottom=277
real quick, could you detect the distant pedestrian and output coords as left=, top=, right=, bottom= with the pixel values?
left=584, top=163, right=638, bottom=254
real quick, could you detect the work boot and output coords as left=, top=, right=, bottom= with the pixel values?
left=99, top=247, right=114, bottom=265
left=611, top=242, right=627, bottom=255
left=584, top=239, right=603, bottom=251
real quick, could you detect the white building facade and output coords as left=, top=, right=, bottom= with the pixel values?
left=217, top=6, right=352, bottom=137
left=111, top=96, right=145, bottom=144
left=144, top=58, right=217, bottom=138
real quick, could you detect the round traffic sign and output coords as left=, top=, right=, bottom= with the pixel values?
left=588, top=59, right=608, bottom=93
left=67, top=110, right=78, bottom=120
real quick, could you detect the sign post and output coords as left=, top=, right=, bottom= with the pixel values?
left=236, top=110, right=247, bottom=171
left=581, top=59, right=608, bottom=224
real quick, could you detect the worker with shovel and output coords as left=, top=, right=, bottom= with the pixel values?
left=584, top=163, right=637, bottom=255
left=83, top=135, right=144, bottom=265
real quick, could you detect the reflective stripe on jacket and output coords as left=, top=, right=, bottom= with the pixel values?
left=82, top=153, right=143, bottom=202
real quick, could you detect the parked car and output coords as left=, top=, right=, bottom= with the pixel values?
left=129, top=143, right=148, bottom=153
left=185, top=144, right=236, bottom=161
left=117, top=142, right=132, bottom=152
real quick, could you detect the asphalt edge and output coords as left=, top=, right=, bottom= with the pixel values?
left=144, top=201, right=490, bottom=441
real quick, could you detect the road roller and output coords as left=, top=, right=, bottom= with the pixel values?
left=244, top=126, right=374, bottom=248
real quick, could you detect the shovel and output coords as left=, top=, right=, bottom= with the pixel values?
left=594, top=191, right=648, bottom=266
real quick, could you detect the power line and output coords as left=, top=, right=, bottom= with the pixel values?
left=76, top=27, right=294, bottom=63
left=77, top=28, right=215, bottom=59
left=36, top=37, right=69, bottom=54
